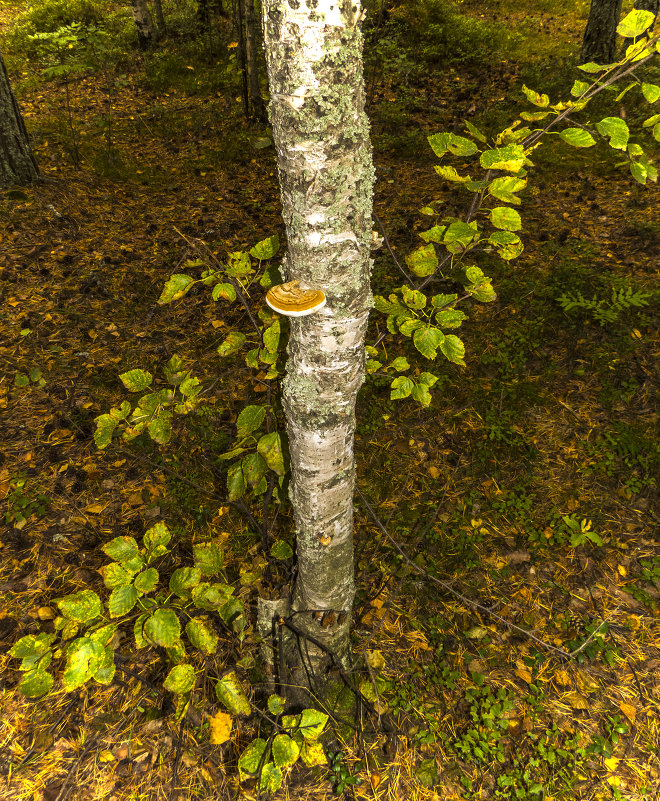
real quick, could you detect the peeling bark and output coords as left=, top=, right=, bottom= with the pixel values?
left=0, top=50, right=38, bottom=189
left=262, top=0, right=374, bottom=683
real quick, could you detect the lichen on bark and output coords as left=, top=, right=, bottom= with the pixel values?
left=262, top=0, right=374, bottom=683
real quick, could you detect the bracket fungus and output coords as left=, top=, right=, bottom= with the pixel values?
left=265, top=280, right=327, bottom=317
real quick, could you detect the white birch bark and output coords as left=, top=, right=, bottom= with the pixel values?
left=130, top=0, right=156, bottom=49
left=262, top=0, right=374, bottom=677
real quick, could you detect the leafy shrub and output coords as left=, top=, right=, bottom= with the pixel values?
left=3, top=0, right=104, bottom=54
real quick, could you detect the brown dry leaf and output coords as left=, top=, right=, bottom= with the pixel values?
left=564, top=691, right=589, bottom=710
left=208, top=711, right=232, bottom=745
left=619, top=702, right=636, bottom=722
left=554, top=669, right=571, bottom=687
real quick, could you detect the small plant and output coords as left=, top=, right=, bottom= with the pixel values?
left=557, top=284, right=653, bottom=325
left=557, top=514, right=603, bottom=547
left=4, top=474, right=50, bottom=528
left=328, top=750, right=363, bottom=795
left=14, top=367, right=46, bottom=389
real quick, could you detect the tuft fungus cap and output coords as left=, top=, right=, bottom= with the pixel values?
left=265, top=280, right=326, bottom=317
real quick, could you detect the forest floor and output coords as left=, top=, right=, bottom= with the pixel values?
left=1, top=0, right=659, bottom=800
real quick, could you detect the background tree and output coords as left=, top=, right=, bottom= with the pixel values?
left=261, top=0, right=374, bottom=683
left=130, top=0, right=156, bottom=49
left=581, top=0, right=623, bottom=63
left=0, top=49, right=38, bottom=187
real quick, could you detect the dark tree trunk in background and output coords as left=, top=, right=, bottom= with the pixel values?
left=243, top=0, right=266, bottom=121
left=580, top=0, right=623, bottom=63
left=130, top=0, right=156, bottom=49
left=0, top=51, right=38, bottom=188
left=152, top=0, right=166, bottom=32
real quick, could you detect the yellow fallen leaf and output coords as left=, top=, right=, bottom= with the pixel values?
left=85, top=502, right=107, bottom=514
left=208, top=711, right=232, bottom=745
left=619, top=702, right=636, bottom=722
left=607, top=775, right=621, bottom=787
left=554, top=669, right=571, bottom=686
left=617, top=564, right=627, bottom=577
left=564, top=691, right=589, bottom=710
left=515, top=668, right=532, bottom=684
left=604, top=757, right=619, bottom=771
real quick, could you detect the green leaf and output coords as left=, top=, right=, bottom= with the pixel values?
left=413, top=326, right=445, bottom=360
left=226, top=250, right=253, bottom=278
left=227, top=462, right=246, bottom=500
left=217, top=331, right=247, bottom=357
left=93, top=647, right=116, bottom=685
left=63, top=637, right=104, bottom=691
left=164, top=353, right=186, bottom=385
left=193, top=542, right=224, bottom=576
left=19, top=668, right=54, bottom=697
left=158, top=274, right=195, bottom=304
left=427, top=132, right=478, bottom=158
left=143, top=522, right=171, bottom=556
left=398, top=317, right=423, bottom=336
left=374, top=295, right=406, bottom=315
left=411, top=381, right=433, bottom=407
left=299, top=708, right=328, bottom=740
left=147, top=410, right=172, bottom=444
left=435, top=308, right=466, bottom=328
left=642, top=83, right=660, bottom=103
left=272, top=734, right=300, bottom=768
left=212, top=282, right=237, bottom=302
left=93, top=414, right=118, bottom=449
left=520, top=110, right=552, bottom=122
left=389, top=356, right=410, bottom=372
left=119, top=369, right=153, bottom=392
left=402, top=286, right=426, bottom=309
left=439, top=335, right=466, bottom=365
left=144, top=608, right=181, bottom=647
left=169, top=567, right=202, bottom=597
left=237, top=405, right=266, bottom=438
left=488, top=230, right=523, bottom=261
left=490, top=206, right=522, bottom=231
left=405, top=243, right=438, bottom=277
left=521, top=84, right=549, bottom=107
left=596, top=117, right=630, bottom=151
left=643, top=113, right=660, bottom=128
left=262, top=319, right=280, bottom=353
left=108, top=584, right=139, bottom=617
left=250, top=234, right=280, bottom=260
left=216, top=671, right=251, bottom=716
left=431, top=293, right=458, bottom=308
left=465, top=120, right=487, bottom=143
left=570, top=80, right=590, bottom=98
left=257, top=432, right=285, bottom=475
left=559, top=128, right=596, bottom=148
left=268, top=694, right=286, bottom=715
left=418, top=225, right=447, bottom=243
left=238, top=738, right=268, bottom=779
left=14, top=372, right=29, bottom=387
left=578, top=61, right=610, bottom=73
left=57, top=590, right=102, bottom=624
left=99, top=561, right=135, bottom=588
left=242, top=452, right=268, bottom=487
left=102, top=536, right=140, bottom=563
left=480, top=144, right=525, bottom=172
left=271, top=540, right=294, bottom=559
left=179, top=377, right=201, bottom=399
left=163, top=663, right=195, bottom=694
left=192, top=581, right=234, bottom=610
left=616, top=8, right=656, bottom=38
left=9, top=633, right=56, bottom=670
left=390, top=376, right=414, bottom=400
left=186, top=618, right=219, bottom=654
left=443, top=221, right=479, bottom=249
left=488, top=176, right=526, bottom=205
left=218, top=597, right=246, bottom=633
left=434, top=165, right=471, bottom=183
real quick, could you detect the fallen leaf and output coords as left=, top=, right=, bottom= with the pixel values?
left=85, top=502, right=107, bottom=514
left=564, top=691, right=589, bottom=710
left=619, top=702, right=636, bottom=722
left=208, top=712, right=232, bottom=745
left=515, top=668, right=532, bottom=683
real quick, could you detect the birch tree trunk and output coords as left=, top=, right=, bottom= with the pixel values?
left=0, top=50, right=39, bottom=188
left=580, top=0, right=623, bottom=63
left=262, top=0, right=374, bottom=681
left=130, top=0, right=156, bottom=49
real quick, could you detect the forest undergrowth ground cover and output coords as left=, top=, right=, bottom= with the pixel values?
left=0, top=0, right=659, bottom=799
